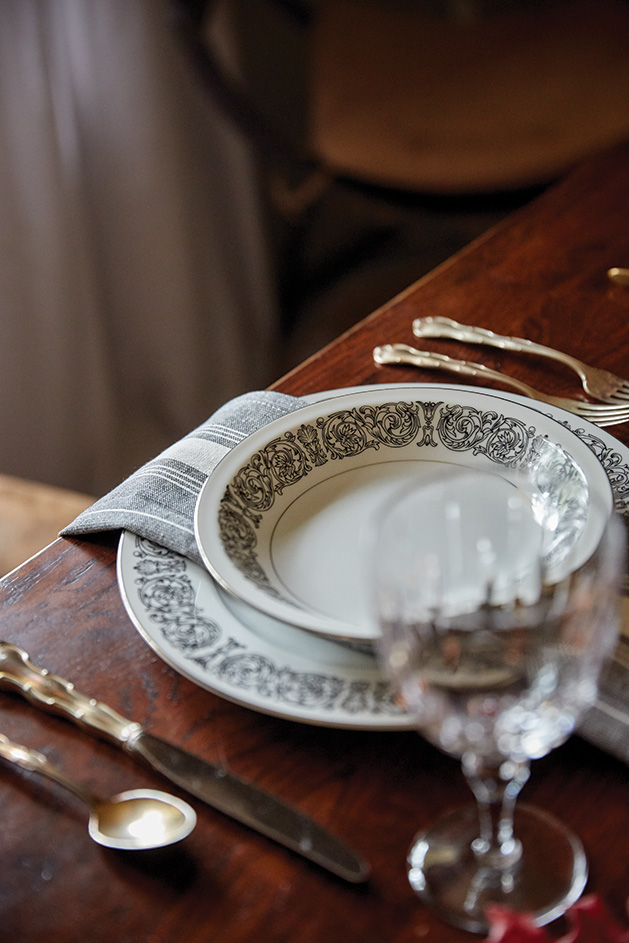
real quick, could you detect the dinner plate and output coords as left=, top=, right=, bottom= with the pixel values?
left=117, top=384, right=629, bottom=729
left=117, top=532, right=408, bottom=729
left=194, top=385, right=612, bottom=644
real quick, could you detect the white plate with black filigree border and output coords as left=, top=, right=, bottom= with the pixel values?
left=117, top=384, right=629, bottom=728
left=194, top=384, right=612, bottom=644
left=117, top=530, right=406, bottom=728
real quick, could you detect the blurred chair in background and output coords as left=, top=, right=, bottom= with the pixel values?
left=4, top=0, right=628, bottom=503
left=171, top=0, right=629, bottom=361
left=0, top=0, right=279, bottom=497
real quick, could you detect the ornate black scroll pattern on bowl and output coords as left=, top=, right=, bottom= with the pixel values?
left=131, top=537, right=401, bottom=717
left=217, top=399, right=584, bottom=595
left=574, top=429, right=629, bottom=509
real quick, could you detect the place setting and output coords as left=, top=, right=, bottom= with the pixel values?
left=53, top=372, right=629, bottom=933
left=58, top=382, right=627, bottom=734
left=54, top=374, right=629, bottom=741
left=6, top=127, right=629, bottom=943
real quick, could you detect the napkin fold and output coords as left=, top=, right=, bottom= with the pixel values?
left=61, top=390, right=304, bottom=563
left=61, top=389, right=629, bottom=767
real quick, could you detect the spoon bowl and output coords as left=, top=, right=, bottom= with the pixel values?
left=89, top=788, right=197, bottom=850
left=0, top=733, right=196, bottom=850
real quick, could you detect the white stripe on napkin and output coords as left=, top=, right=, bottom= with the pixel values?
left=61, top=390, right=304, bottom=563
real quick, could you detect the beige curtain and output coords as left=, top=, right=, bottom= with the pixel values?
left=0, top=0, right=278, bottom=496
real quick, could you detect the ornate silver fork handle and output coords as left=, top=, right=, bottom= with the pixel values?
left=412, top=316, right=629, bottom=403
left=373, top=344, right=629, bottom=426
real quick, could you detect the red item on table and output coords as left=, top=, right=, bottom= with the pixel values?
left=484, top=896, right=629, bottom=942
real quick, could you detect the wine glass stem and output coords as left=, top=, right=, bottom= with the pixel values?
left=462, top=754, right=531, bottom=870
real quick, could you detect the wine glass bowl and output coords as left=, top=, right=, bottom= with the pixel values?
left=370, top=468, right=624, bottom=933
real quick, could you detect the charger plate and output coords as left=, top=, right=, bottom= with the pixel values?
left=195, top=385, right=611, bottom=644
left=117, top=384, right=629, bottom=728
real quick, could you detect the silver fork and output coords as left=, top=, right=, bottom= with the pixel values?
left=412, top=316, right=629, bottom=404
left=373, top=344, right=629, bottom=427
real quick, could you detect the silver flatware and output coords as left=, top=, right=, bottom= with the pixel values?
left=0, top=641, right=370, bottom=882
left=373, top=344, right=629, bottom=426
left=412, top=316, right=629, bottom=404
left=0, top=732, right=196, bottom=849
left=608, top=267, right=629, bottom=287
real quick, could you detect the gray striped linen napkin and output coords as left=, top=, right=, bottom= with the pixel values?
left=61, top=388, right=629, bottom=765
left=61, top=390, right=304, bottom=563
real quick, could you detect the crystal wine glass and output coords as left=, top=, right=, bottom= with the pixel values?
left=370, top=467, right=624, bottom=933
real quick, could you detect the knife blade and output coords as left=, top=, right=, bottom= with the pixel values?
left=0, top=641, right=369, bottom=882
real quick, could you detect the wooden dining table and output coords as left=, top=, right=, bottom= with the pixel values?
left=2, top=141, right=629, bottom=943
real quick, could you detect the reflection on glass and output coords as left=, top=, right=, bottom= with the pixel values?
left=370, top=469, right=623, bottom=933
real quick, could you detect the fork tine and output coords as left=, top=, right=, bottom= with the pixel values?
left=575, top=401, right=629, bottom=415
left=573, top=401, right=629, bottom=417
left=602, top=387, right=629, bottom=404
left=579, top=415, right=628, bottom=427
left=573, top=404, right=629, bottom=424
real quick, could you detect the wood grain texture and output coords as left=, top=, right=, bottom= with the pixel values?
left=2, top=142, right=629, bottom=942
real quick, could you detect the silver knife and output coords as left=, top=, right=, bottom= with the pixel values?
left=0, top=641, right=369, bottom=883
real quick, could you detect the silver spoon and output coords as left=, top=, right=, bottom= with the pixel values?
left=608, top=266, right=629, bottom=286
left=0, top=732, right=196, bottom=850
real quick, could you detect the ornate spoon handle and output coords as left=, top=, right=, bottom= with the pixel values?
left=0, top=731, right=95, bottom=804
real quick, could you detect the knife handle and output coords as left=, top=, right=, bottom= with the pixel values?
left=0, top=641, right=140, bottom=745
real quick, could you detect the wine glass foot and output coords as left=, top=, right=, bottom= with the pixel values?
left=406, top=802, right=588, bottom=934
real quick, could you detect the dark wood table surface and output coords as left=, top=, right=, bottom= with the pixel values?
left=2, top=142, right=629, bottom=943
